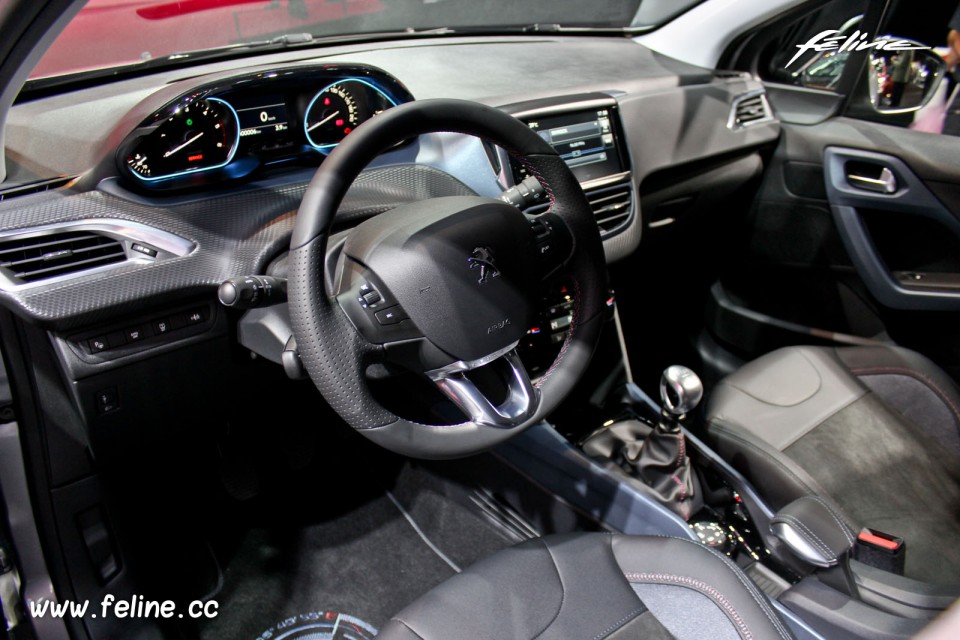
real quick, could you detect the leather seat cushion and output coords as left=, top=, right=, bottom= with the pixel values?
left=377, top=533, right=793, bottom=640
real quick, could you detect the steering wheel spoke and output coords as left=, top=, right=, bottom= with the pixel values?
left=427, top=344, right=540, bottom=428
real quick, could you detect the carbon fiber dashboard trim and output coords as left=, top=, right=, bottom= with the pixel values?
left=0, top=164, right=474, bottom=329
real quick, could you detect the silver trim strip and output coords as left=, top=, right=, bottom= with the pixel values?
left=509, top=97, right=618, bottom=120
left=581, top=171, right=632, bottom=192
left=385, top=491, right=461, bottom=573
left=427, top=345, right=540, bottom=428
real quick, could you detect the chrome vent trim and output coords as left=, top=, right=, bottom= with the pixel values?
left=0, top=219, right=195, bottom=290
left=728, top=90, right=774, bottom=129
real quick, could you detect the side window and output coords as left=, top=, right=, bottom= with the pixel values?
left=750, top=0, right=958, bottom=137
left=756, top=0, right=870, bottom=91
left=865, top=0, right=959, bottom=136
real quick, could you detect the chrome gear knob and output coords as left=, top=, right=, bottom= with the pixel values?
left=659, top=365, right=704, bottom=417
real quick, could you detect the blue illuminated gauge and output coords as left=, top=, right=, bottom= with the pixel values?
left=304, top=78, right=398, bottom=152
left=126, top=97, right=240, bottom=181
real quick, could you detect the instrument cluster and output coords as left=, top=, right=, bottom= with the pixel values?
left=118, top=65, right=413, bottom=190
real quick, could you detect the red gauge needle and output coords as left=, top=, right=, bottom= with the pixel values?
left=164, top=132, right=204, bottom=158
left=307, top=110, right=340, bottom=132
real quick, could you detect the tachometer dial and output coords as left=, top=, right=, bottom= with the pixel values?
left=304, top=83, right=360, bottom=150
left=126, top=97, right=239, bottom=181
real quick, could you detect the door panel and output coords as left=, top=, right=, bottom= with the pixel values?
left=709, top=116, right=960, bottom=378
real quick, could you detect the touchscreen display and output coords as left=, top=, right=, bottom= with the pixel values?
left=521, top=108, right=623, bottom=183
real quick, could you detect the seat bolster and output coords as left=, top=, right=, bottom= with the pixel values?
left=612, top=536, right=795, bottom=640
left=836, top=346, right=960, bottom=461
left=709, top=419, right=834, bottom=512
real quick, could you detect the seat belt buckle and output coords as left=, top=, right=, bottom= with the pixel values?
left=854, top=528, right=905, bottom=575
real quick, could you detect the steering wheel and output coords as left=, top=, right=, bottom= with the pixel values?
left=288, top=99, right=606, bottom=458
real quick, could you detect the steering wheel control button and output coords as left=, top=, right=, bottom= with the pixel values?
left=375, top=306, right=407, bottom=325
left=499, top=175, right=547, bottom=209
left=95, top=388, right=120, bottom=414
left=341, top=197, right=539, bottom=362
left=357, top=282, right=388, bottom=309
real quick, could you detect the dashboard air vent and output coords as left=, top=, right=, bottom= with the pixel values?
left=714, top=70, right=750, bottom=80
left=587, top=183, right=633, bottom=234
left=0, top=230, right=126, bottom=284
left=0, top=176, right=76, bottom=202
left=522, top=181, right=634, bottom=237
left=729, top=92, right=773, bottom=129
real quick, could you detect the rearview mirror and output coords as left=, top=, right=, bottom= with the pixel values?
left=868, top=43, right=946, bottom=114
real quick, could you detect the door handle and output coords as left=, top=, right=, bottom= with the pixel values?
left=847, top=166, right=897, bottom=194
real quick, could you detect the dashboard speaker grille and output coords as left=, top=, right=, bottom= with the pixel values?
left=0, top=230, right=126, bottom=284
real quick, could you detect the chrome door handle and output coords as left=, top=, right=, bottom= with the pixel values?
left=847, top=167, right=897, bottom=194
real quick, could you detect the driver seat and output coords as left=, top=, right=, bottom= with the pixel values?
left=377, top=533, right=794, bottom=640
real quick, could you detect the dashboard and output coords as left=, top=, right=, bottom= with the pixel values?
left=0, top=36, right=780, bottom=350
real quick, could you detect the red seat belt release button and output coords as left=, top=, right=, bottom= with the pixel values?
left=857, top=529, right=901, bottom=551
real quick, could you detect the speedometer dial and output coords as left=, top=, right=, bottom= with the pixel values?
left=125, top=98, right=239, bottom=181
left=303, top=79, right=398, bottom=151
left=304, top=84, right=359, bottom=149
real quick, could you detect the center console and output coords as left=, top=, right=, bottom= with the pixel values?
left=496, top=359, right=959, bottom=640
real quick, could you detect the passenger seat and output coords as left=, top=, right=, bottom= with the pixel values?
left=705, top=345, right=960, bottom=584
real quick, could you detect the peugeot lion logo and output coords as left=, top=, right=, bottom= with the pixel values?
left=467, top=247, right=500, bottom=285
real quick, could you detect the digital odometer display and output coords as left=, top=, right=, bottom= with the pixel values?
left=520, top=108, right=624, bottom=184
left=232, top=93, right=293, bottom=153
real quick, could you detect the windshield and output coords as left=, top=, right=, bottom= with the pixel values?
left=31, top=0, right=644, bottom=79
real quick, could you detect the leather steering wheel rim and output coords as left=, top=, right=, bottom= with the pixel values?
left=288, top=98, right=607, bottom=459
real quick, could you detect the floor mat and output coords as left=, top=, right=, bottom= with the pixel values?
left=199, top=468, right=515, bottom=639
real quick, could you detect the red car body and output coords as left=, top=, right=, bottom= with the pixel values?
left=31, top=0, right=383, bottom=79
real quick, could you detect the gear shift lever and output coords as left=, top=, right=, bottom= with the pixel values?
left=659, top=365, right=704, bottom=426
left=622, top=366, right=704, bottom=519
